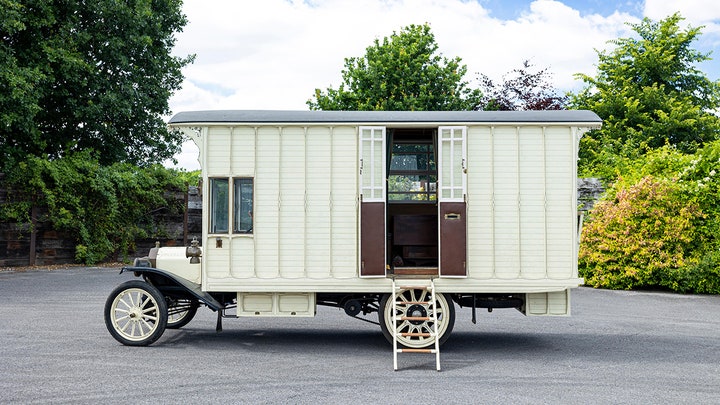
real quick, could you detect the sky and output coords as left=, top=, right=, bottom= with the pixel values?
left=166, top=0, right=720, bottom=170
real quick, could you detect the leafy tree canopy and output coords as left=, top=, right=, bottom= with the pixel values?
left=308, top=23, right=481, bottom=111
left=0, top=0, right=193, bottom=167
left=571, top=13, right=720, bottom=176
left=477, top=60, right=568, bottom=111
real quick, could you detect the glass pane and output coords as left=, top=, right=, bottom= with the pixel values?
left=453, top=139, right=463, bottom=198
left=391, top=155, right=416, bottom=171
left=441, top=140, right=452, bottom=186
left=361, top=139, right=372, bottom=189
left=372, top=140, right=383, bottom=198
left=388, top=175, right=436, bottom=201
left=234, top=178, right=253, bottom=233
left=210, top=178, right=229, bottom=233
left=393, top=144, right=428, bottom=152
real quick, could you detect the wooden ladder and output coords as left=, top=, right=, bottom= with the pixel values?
left=391, top=277, right=441, bottom=371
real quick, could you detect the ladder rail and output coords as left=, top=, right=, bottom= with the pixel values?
left=392, top=278, right=398, bottom=371
left=432, top=278, right=440, bottom=370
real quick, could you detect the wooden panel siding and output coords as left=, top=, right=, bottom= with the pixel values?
left=329, top=126, right=359, bottom=278
left=492, top=126, right=521, bottom=279
left=465, top=124, right=578, bottom=281
left=200, top=125, right=360, bottom=288
left=518, top=127, right=548, bottom=279
left=206, top=127, right=231, bottom=176
left=544, top=127, right=576, bottom=279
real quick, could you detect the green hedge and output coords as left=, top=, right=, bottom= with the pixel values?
left=579, top=141, right=720, bottom=293
left=1, top=152, right=199, bottom=264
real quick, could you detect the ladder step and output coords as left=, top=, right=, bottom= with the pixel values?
left=397, top=348, right=436, bottom=354
left=400, top=332, right=433, bottom=337
left=401, top=316, right=430, bottom=321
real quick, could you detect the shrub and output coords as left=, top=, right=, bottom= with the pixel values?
left=579, top=176, right=703, bottom=290
left=579, top=140, right=720, bottom=294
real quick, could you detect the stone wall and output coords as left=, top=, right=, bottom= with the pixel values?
left=577, top=178, right=605, bottom=212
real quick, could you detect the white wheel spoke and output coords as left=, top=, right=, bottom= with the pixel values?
left=144, top=313, right=158, bottom=322
left=115, top=314, right=130, bottom=322
left=142, top=306, right=157, bottom=314
left=141, top=319, right=155, bottom=331
left=120, top=320, right=131, bottom=333
left=127, top=292, right=137, bottom=307
left=140, top=295, right=152, bottom=309
left=118, top=296, right=132, bottom=310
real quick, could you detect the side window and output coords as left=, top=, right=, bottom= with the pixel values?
left=234, top=178, right=253, bottom=233
left=210, top=178, right=229, bottom=233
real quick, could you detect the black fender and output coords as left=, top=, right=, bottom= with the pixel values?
left=120, top=266, right=225, bottom=311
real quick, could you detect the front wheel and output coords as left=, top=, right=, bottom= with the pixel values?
left=379, top=289, right=455, bottom=349
left=104, top=280, right=168, bottom=346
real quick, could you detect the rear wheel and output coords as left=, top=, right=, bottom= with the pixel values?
left=379, top=289, right=455, bottom=349
left=166, top=297, right=199, bottom=329
left=104, top=280, right=168, bottom=346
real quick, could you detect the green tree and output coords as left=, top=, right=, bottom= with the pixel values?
left=477, top=60, right=568, bottom=111
left=571, top=13, right=720, bottom=176
left=0, top=0, right=193, bottom=167
left=308, top=24, right=481, bottom=111
left=0, top=0, right=43, bottom=145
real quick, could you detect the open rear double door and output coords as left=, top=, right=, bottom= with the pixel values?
left=359, top=126, right=467, bottom=278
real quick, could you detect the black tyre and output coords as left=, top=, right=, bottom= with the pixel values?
left=166, top=297, right=199, bottom=329
left=379, top=290, right=455, bottom=349
left=104, top=280, right=168, bottom=346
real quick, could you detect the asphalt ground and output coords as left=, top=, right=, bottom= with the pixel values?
left=1, top=266, right=719, bottom=404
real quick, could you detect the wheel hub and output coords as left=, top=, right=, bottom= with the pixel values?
left=406, top=304, right=427, bottom=325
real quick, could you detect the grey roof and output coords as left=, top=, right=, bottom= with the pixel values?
left=169, top=110, right=602, bottom=125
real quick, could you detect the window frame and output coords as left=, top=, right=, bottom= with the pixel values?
left=209, top=178, right=230, bottom=234
left=208, top=177, right=254, bottom=235
left=233, top=177, right=254, bottom=234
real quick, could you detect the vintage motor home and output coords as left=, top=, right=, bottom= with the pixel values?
left=104, top=110, right=601, bottom=368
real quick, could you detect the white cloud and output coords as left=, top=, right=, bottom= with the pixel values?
left=169, top=0, right=711, bottom=170
left=644, top=0, right=720, bottom=35
left=169, top=0, right=639, bottom=115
